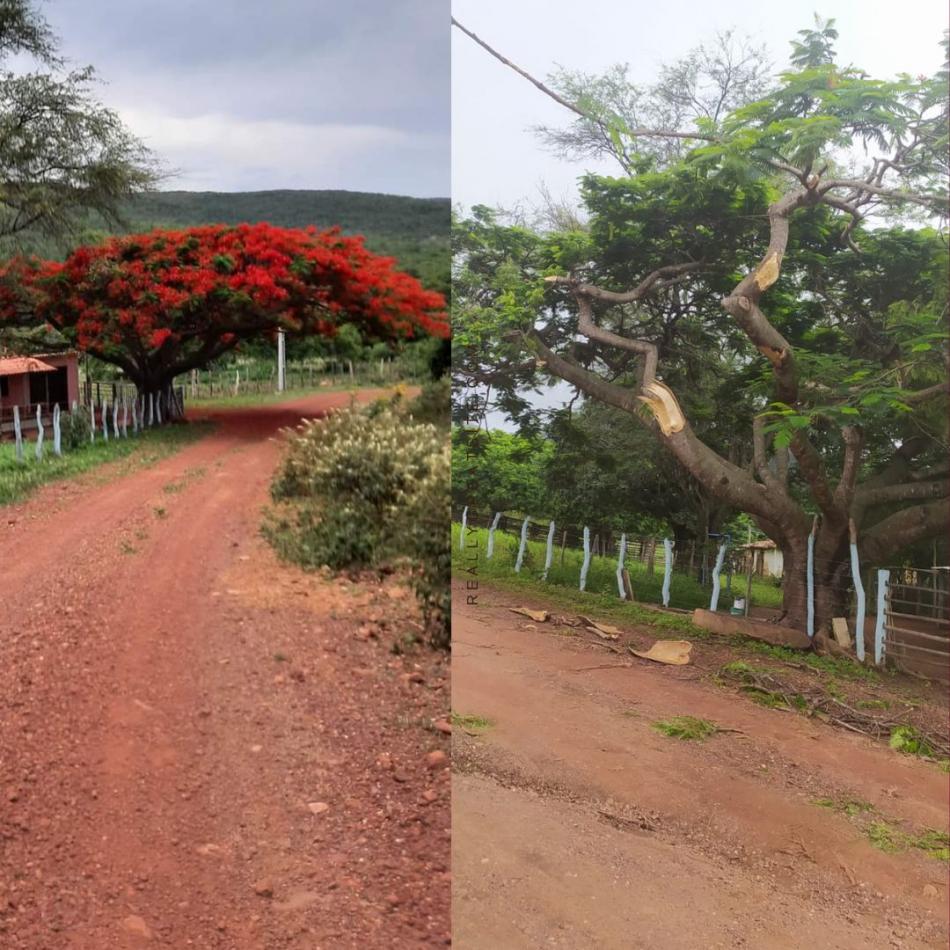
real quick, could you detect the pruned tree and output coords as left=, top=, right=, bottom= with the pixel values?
left=453, top=17, right=949, bottom=632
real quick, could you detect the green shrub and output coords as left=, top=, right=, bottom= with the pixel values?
left=60, top=408, right=91, bottom=449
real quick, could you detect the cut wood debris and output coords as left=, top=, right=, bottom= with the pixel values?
left=510, top=607, right=549, bottom=622
left=630, top=640, right=693, bottom=666
left=579, top=616, right=622, bottom=640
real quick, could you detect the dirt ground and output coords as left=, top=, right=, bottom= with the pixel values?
left=0, top=390, right=450, bottom=949
left=452, top=583, right=949, bottom=950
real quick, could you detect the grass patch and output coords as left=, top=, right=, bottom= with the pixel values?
left=652, top=715, right=719, bottom=741
left=153, top=505, right=167, bottom=518
left=451, top=712, right=493, bottom=732
left=856, top=698, right=890, bottom=710
left=813, top=796, right=876, bottom=818
left=739, top=640, right=881, bottom=681
left=0, top=422, right=212, bottom=508
left=866, top=822, right=949, bottom=860
left=454, top=522, right=782, bottom=613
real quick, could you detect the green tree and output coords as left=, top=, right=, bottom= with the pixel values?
left=453, top=20, right=949, bottom=633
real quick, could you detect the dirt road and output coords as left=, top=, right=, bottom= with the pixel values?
left=0, top=391, right=450, bottom=949
left=452, top=584, right=949, bottom=949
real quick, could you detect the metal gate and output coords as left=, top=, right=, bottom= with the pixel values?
left=884, top=567, right=950, bottom=682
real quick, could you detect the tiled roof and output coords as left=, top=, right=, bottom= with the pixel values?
left=0, top=356, right=58, bottom=376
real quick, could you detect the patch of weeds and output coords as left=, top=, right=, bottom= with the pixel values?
left=390, top=632, right=420, bottom=655
left=911, top=829, right=950, bottom=861
left=119, top=540, right=137, bottom=555
left=184, top=466, right=207, bottom=480
left=451, top=712, right=493, bottom=732
left=813, top=796, right=875, bottom=818
left=855, top=698, right=890, bottom=710
left=866, top=821, right=902, bottom=853
left=889, top=725, right=939, bottom=758
left=272, top=652, right=289, bottom=663
left=740, top=641, right=879, bottom=681
left=163, top=479, right=186, bottom=494
left=720, top=660, right=753, bottom=676
left=653, top=715, right=719, bottom=741
left=134, top=528, right=149, bottom=541
left=152, top=505, right=167, bottom=518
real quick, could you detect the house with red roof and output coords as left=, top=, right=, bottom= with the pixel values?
left=0, top=351, right=80, bottom=437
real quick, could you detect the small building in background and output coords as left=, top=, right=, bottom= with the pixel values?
left=741, top=538, right=784, bottom=578
left=0, top=351, right=80, bottom=438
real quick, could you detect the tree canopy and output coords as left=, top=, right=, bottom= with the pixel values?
left=2, top=223, right=448, bottom=394
left=452, top=18, right=949, bottom=631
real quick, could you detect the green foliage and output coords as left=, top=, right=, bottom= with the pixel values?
left=652, top=715, right=719, bottom=740
left=59, top=407, right=91, bottom=450
left=889, top=724, right=942, bottom=759
left=267, top=401, right=449, bottom=648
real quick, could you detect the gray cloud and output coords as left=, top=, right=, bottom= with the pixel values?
left=37, top=0, right=449, bottom=195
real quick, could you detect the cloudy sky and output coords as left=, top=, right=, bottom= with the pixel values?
left=33, top=0, right=449, bottom=196
left=453, top=0, right=948, bottom=211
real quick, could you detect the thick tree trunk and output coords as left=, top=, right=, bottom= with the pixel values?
left=778, top=528, right=851, bottom=635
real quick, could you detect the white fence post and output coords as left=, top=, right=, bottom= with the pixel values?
left=101, top=398, right=109, bottom=441
left=12, top=405, right=23, bottom=462
left=52, top=404, right=62, bottom=457
left=616, top=533, right=628, bottom=599
left=579, top=526, right=591, bottom=592
left=486, top=512, right=501, bottom=560
left=459, top=506, right=468, bottom=551
left=662, top=538, right=673, bottom=607
left=89, top=398, right=95, bottom=442
left=709, top=541, right=728, bottom=611
left=35, top=405, right=43, bottom=460
left=874, top=569, right=890, bottom=666
left=514, top=516, right=530, bottom=573
left=542, top=520, right=555, bottom=581
left=112, top=399, right=119, bottom=438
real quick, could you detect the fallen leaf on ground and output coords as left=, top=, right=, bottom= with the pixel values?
left=510, top=607, right=549, bottom=622
left=629, top=640, right=692, bottom=665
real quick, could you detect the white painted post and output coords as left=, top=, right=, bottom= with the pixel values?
left=542, top=520, right=555, bottom=581
left=155, top=391, right=162, bottom=425
left=277, top=329, right=286, bottom=392
left=874, top=569, right=890, bottom=666
left=514, top=516, right=530, bottom=573
left=112, top=399, right=119, bottom=438
left=89, top=398, right=95, bottom=442
left=101, top=398, right=109, bottom=441
left=662, top=538, right=673, bottom=607
left=486, top=512, right=501, bottom=560
left=122, top=395, right=129, bottom=437
left=709, top=541, right=728, bottom=611
left=34, top=405, right=43, bottom=460
left=12, top=405, right=23, bottom=462
left=459, top=506, right=468, bottom=551
left=806, top=516, right=818, bottom=638
left=849, top=519, right=866, bottom=663
left=52, top=404, right=61, bottom=456
left=616, top=533, right=628, bottom=599
left=148, top=392, right=154, bottom=427
left=580, top=526, right=592, bottom=592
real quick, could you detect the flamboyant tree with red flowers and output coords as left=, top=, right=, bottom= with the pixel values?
left=1, top=222, right=448, bottom=405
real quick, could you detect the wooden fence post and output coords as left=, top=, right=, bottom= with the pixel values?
left=543, top=521, right=555, bottom=581
left=646, top=537, right=656, bottom=576
left=515, top=516, right=530, bottom=573
left=579, top=527, right=591, bottom=592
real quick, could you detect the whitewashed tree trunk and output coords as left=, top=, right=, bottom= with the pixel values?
left=459, top=506, right=468, bottom=551
left=709, top=542, right=728, bottom=611
left=52, top=404, right=62, bottom=457
left=13, top=405, right=23, bottom=462
left=112, top=399, right=119, bottom=438
left=542, top=520, right=555, bottom=581
left=35, top=405, right=44, bottom=460
left=122, top=395, right=129, bottom=437
left=89, top=399, right=96, bottom=442
left=148, top=393, right=155, bottom=426
left=662, top=538, right=673, bottom=607
left=101, top=398, right=109, bottom=441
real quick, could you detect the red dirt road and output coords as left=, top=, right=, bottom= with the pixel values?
left=452, top=584, right=949, bottom=950
left=0, top=391, right=450, bottom=949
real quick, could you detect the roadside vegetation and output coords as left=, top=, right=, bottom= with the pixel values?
left=0, top=420, right=211, bottom=506
left=265, top=380, right=450, bottom=649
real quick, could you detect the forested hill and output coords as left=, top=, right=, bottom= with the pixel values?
left=17, top=190, right=451, bottom=294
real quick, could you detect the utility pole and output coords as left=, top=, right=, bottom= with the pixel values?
left=277, top=329, right=286, bottom=392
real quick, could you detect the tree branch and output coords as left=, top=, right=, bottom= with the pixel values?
left=859, top=498, right=950, bottom=565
